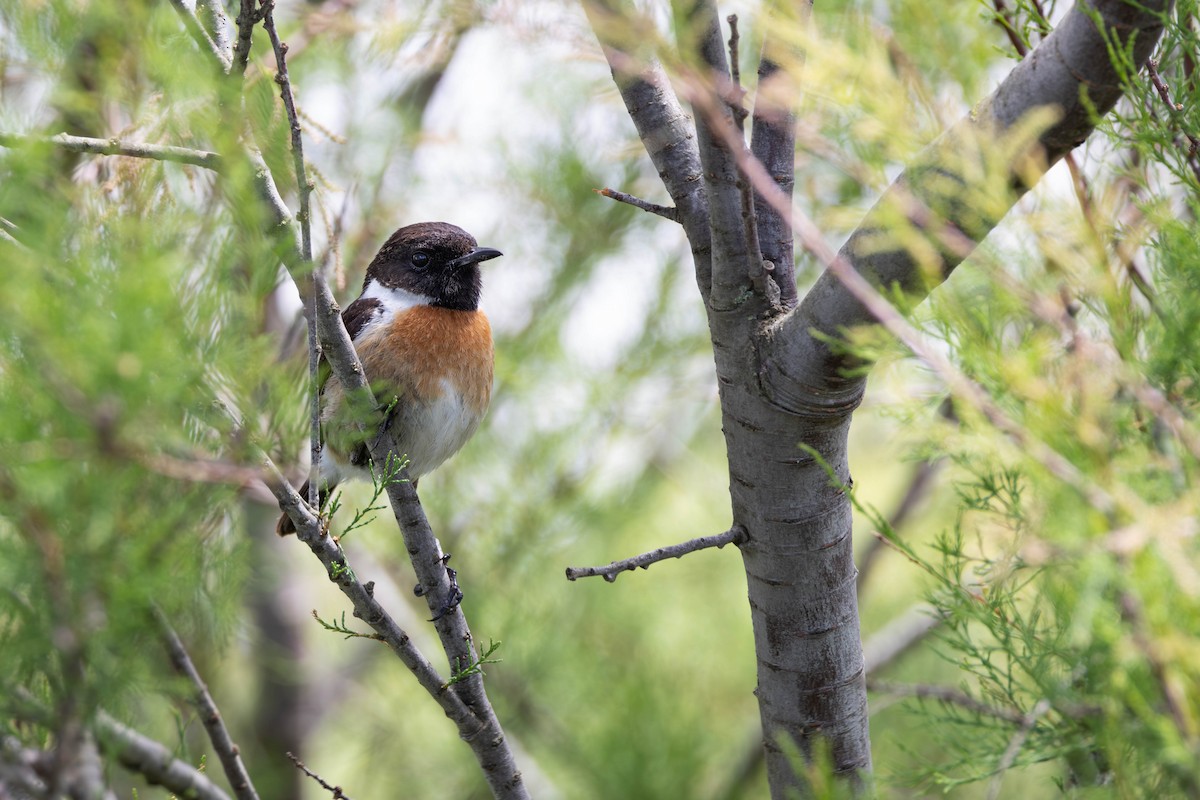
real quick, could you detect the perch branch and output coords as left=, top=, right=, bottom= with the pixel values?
left=566, top=526, right=745, bottom=582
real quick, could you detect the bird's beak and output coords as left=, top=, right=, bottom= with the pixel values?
left=449, top=247, right=503, bottom=269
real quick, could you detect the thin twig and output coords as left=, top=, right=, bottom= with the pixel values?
left=1146, top=58, right=1200, bottom=184
left=286, top=752, right=354, bottom=800
left=565, top=526, right=745, bottom=582
left=0, top=132, right=223, bottom=170
left=597, top=187, right=679, bottom=221
left=263, top=5, right=323, bottom=509
left=263, top=11, right=313, bottom=266
left=154, top=608, right=260, bottom=800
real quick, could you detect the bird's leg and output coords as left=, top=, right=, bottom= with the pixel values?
left=415, top=554, right=464, bottom=621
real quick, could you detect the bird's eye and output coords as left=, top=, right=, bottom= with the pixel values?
left=411, top=251, right=431, bottom=268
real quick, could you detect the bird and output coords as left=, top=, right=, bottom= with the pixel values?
left=277, top=221, right=502, bottom=536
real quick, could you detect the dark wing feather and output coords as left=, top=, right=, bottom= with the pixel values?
left=342, top=296, right=384, bottom=341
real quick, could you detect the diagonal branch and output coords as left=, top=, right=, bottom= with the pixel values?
left=6, top=688, right=233, bottom=800
left=287, top=752, right=355, bottom=800
left=597, top=187, right=679, bottom=221
left=96, top=711, right=233, bottom=800
left=761, top=0, right=1172, bottom=410
left=582, top=0, right=712, bottom=297
left=154, top=609, right=260, bottom=800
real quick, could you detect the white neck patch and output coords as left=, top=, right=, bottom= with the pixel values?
left=355, top=280, right=433, bottom=339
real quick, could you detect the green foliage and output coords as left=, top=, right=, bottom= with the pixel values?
left=446, top=638, right=502, bottom=687
left=2, top=0, right=1199, bottom=798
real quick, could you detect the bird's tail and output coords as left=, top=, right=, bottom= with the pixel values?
left=276, top=480, right=331, bottom=536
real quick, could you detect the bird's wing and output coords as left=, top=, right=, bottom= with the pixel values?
left=331, top=295, right=388, bottom=468
left=342, top=295, right=385, bottom=341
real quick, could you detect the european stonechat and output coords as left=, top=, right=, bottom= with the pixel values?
left=277, top=221, right=501, bottom=535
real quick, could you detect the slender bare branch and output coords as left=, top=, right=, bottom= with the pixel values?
left=287, top=752, right=355, bottom=800
left=263, top=13, right=313, bottom=266
left=565, top=526, right=745, bottom=582
left=260, top=455, right=474, bottom=717
left=0, top=132, right=223, bottom=170
left=1146, top=58, right=1200, bottom=183
left=262, top=7, right=324, bottom=509
left=154, top=609, right=260, bottom=800
left=598, top=187, right=679, bottom=221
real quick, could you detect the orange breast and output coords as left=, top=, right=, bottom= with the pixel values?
left=353, top=306, right=493, bottom=416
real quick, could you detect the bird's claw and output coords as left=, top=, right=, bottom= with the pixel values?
left=428, top=554, right=462, bottom=621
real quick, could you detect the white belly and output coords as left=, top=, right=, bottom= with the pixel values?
left=318, top=378, right=483, bottom=487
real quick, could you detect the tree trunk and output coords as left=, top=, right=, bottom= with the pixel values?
left=587, top=0, right=1172, bottom=794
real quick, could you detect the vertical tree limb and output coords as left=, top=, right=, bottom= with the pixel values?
left=749, top=2, right=811, bottom=311
left=677, top=0, right=760, bottom=310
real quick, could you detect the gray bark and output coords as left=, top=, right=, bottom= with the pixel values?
left=590, top=0, right=1172, bottom=795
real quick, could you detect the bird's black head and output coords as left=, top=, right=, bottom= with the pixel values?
left=363, top=222, right=502, bottom=311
